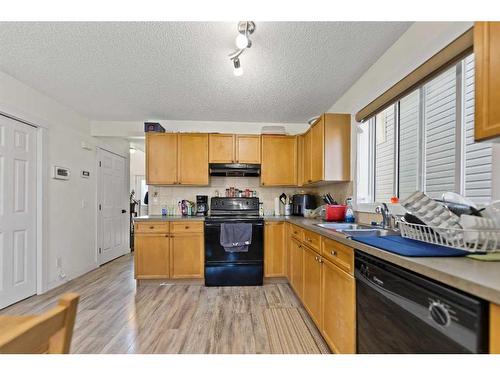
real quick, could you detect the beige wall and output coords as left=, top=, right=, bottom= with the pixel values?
left=147, top=178, right=353, bottom=216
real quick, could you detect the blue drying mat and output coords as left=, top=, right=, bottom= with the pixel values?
left=351, top=235, right=469, bottom=257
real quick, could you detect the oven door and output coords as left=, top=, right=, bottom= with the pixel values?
left=204, top=220, right=264, bottom=263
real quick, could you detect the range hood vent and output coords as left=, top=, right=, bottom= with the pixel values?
left=209, top=163, right=260, bottom=177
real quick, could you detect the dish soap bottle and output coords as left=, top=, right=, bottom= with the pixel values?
left=345, top=197, right=355, bottom=223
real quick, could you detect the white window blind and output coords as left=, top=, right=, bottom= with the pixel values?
left=375, top=105, right=395, bottom=201
left=356, top=54, right=493, bottom=208
left=463, top=54, right=493, bottom=204
left=423, top=66, right=457, bottom=199
left=399, top=90, right=420, bottom=200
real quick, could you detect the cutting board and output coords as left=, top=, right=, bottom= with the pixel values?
left=351, top=235, right=469, bottom=257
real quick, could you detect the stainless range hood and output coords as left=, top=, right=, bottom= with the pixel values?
left=209, top=163, right=260, bottom=177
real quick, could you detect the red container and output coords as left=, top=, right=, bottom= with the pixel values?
left=325, top=204, right=347, bottom=222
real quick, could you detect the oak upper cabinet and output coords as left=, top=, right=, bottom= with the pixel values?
left=264, top=221, right=286, bottom=277
left=236, top=135, right=261, bottom=163
left=297, top=134, right=305, bottom=187
left=209, top=134, right=235, bottom=163
left=178, top=133, right=209, bottom=185
left=290, top=237, right=304, bottom=300
left=310, top=117, right=325, bottom=183
left=321, top=257, right=356, bottom=354
left=491, top=303, right=500, bottom=354
left=302, top=113, right=351, bottom=185
left=134, top=223, right=170, bottom=279
left=302, top=245, right=322, bottom=327
left=303, top=130, right=312, bottom=185
left=261, top=135, right=297, bottom=186
left=146, top=133, right=178, bottom=185
left=474, top=22, right=500, bottom=141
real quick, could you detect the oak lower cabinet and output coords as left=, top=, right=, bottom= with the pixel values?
left=170, top=233, right=204, bottom=279
left=261, top=135, right=297, bottom=186
left=290, top=237, right=304, bottom=300
left=302, top=244, right=322, bottom=327
left=474, top=22, right=500, bottom=141
left=491, top=303, right=500, bottom=354
left=321, top=257, right=356, bottom=354
left=135, top=233, right=170, bottom=279
left=134, top=221, right=204, bottom=280
left=264, top=221, right=286, bottom=277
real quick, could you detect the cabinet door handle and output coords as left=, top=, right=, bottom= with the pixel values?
left=149, top=226, right=154, bottom=229
left=318, top=258, right=323, bottom=263
left=314, top=256, right=319, bottom=261
left=165, top=234, right=170, bottom=238
left=330, top=250, right=337, bottom=256
left=185, top=226, right=189, bottom=229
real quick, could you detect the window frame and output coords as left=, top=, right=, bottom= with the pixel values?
left=355, top=54, right=491, bottom=212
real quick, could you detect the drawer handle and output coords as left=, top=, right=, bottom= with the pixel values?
left=165, top=234, right=170, bottom=238
left=185, top=226, right=189, bottom=229
left=331, top=250, right=337, bottom=256
left=149, top=226, right=154, bottom=229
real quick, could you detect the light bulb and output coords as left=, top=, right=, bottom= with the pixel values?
left=233, top=65, right=243, bottom=76
left=233, top=58, right=243, bottom=76
left=235, top=33, right=249, bottom=49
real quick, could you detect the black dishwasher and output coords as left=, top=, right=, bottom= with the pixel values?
left=355, top=250, right=489, bottom=353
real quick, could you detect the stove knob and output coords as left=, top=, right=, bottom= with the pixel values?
left=429, top=302, right=451, bottom=327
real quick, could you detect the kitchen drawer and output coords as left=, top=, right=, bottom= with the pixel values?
left=290, top=225, right=304, bottom=240
left=170, top=221, right=204, bottom=234
left=321, top=237, right=354, bottom=275
left=135, top=222, right=169, bottom=234
left=303, top=229, right=321, bottom=252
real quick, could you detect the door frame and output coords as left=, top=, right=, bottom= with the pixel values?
left=96, top=146, right=130, bottom=265
left=0, top=111, right=47, bottom=296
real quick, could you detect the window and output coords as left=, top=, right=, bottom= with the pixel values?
left=356, top=54, right=493, bottom=206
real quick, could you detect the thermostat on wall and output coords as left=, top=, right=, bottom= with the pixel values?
left=53, top=166, right=70, bottom=180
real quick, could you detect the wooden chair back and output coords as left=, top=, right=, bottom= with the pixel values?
left=0, top=293, right=79, bottom=354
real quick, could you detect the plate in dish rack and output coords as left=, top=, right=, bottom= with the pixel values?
left=401, top=191, right=463, bottom=242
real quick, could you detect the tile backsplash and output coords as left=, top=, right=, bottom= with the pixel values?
left=147, top=177, right=353, bottom=216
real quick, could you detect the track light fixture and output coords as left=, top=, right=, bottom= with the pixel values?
left=229, top=21, right=255, bottom=77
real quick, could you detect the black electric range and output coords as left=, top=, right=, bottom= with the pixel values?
left=204, top=197, right=263, bottom=286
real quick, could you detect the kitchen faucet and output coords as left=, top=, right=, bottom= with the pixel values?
left=375, top=203, right=391, bottom=229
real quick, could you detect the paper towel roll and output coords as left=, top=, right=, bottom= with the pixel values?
left=274, top=197, right=280, bottom=216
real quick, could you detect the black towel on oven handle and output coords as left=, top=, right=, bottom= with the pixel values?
left=220, top=223, right=252, bottom=252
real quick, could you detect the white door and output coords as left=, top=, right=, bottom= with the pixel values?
left=0, top=116, right=37, bottom=309
left=97, top=148, right=128, bottom=265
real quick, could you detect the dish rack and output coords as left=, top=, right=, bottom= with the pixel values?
left=398, top=220, right=500, bottom=253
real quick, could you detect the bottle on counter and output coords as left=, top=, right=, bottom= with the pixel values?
left=345, top=197, right=355, bottom=223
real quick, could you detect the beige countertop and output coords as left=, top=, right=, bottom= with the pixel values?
left=285, top=217, right=500, bottom=305
left=133, top=214, right=500, bottom=304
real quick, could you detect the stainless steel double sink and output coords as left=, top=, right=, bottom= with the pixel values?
left=314, top=222, right=398, bottom=237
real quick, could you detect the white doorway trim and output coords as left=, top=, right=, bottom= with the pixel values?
left=0, top=112, right=47, bottom=307
left=96, top=147, right=129, bottom=265
left=0, top=110, right=49, bottom=296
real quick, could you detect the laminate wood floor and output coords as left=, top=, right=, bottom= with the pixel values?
left=0, top=254, right=330, bottom=354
